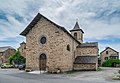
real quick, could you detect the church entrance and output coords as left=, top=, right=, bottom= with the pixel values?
left=39, top=53, right=47, bottom=71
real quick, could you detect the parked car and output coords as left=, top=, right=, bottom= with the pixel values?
left=1, top=63, right=13, bottom=68
left=18, top=64, right=26, bottom=70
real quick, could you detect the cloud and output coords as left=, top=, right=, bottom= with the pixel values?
left=38, top=0, right=120, bottom=39
left=0, top=0, right=120, bottom=54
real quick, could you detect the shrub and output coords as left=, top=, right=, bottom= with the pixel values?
left=119, top=70, right=120, bottom=74
left=102, top=59, right=120, bottom=67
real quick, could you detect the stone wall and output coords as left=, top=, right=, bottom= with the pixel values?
left=25, top=17, right=79, bottom=72
left=61, top=30, right=78, bottom=72
left=19, top=43, right=26, bottom=58
left=0, top=52, right=3, bottom=64
left=0, top=49, right=16, bottom=63
left=71, top=31, right=83, bottom=43
left=76, top=46, right=98, bottom=70
left=4, top=49, right=16, bottom=63
left=74, top=63, right=96, bottom=70
left=76, top=47, right=98, bottom=57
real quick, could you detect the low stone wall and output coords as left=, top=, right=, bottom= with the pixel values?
left=74, top=63, right=96, bottom=70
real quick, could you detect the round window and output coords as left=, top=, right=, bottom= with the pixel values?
left=40, top=36, right=47, bottom=44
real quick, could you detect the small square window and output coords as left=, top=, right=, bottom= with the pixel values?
left=105, top=57, right=108, bottom=60
left=106, top=51, right=108, bottom=54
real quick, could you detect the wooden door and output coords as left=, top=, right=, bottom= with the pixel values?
left=39, top=53, right=47, bottom=70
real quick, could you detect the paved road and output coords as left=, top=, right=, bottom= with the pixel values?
left=69, top=67, right=120, bottom=83
left=0, top=67, right=119, bottom=83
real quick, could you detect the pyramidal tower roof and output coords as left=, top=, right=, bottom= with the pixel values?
left=73, top=21, right=80, bottom=29
left=70, top=21, right=84, bottom=33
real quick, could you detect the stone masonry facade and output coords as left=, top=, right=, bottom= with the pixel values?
left=20, top=13, right=98, bottom=72
left=100, top=47, right=119, bottom=65
left=19, top=42, right=26, bottom=58
left=74, top=64, right=96, bottom=70
left=74, top=43, right=98, bottom=70
left=0, top=46, right=16, bottom=64
left=25, top=17, right=78, bottom=72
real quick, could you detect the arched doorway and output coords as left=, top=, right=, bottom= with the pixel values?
left=39, top=53, right=47, bottom=71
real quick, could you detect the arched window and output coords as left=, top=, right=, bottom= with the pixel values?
left=74, top=33, right=77, bottom=39
left=39, top=53, right=47, bottom=60
left=67, top=45, right=70, bottom=51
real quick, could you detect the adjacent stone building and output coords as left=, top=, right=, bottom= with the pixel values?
left=19, top=42, right=26, bottom=58
left=74, top=42, right=98, bottom=70
left=20, top=13, right=98, bottom=72
left=100, top=47, right=119, bottom=65
left=0, top=46, right=16, bottom=64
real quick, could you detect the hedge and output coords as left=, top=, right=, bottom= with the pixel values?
left=102, top=59, right=120, bottom=67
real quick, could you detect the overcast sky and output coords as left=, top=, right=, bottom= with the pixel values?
left=0, top=0, right=120, bottom=54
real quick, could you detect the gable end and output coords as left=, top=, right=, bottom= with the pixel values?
left=100, top=47, right=119, bottom=54
left=20, top=13, right=80, bottom=44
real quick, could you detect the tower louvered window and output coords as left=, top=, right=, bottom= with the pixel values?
left=74, top=33, right=77, bottom=39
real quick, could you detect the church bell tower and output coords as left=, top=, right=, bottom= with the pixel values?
left=70, top=21, right=84, bottom=43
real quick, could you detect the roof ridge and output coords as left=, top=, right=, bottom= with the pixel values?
left=0, top=46, right=13, bottom=48
left=20, top=13, right=81, bottom=44
left=100, top=47, right=119, bottom=54
left=0, top=46, right=15, bottom=52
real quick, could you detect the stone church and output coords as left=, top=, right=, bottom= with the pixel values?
left=20, top=13, right=98, bottom=73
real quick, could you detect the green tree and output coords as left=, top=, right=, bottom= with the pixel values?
left=9, top=49, right=26, bottom=65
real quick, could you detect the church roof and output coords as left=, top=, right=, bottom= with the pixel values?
left=20, top=13, right=80, bottom=44
left=70, top=21, right=84, bottom=33
left=74, top=56, right=97, bottom=64
left=0, top=46, right=15, bottom=52
left=77, top=42, right=98, bottom=48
